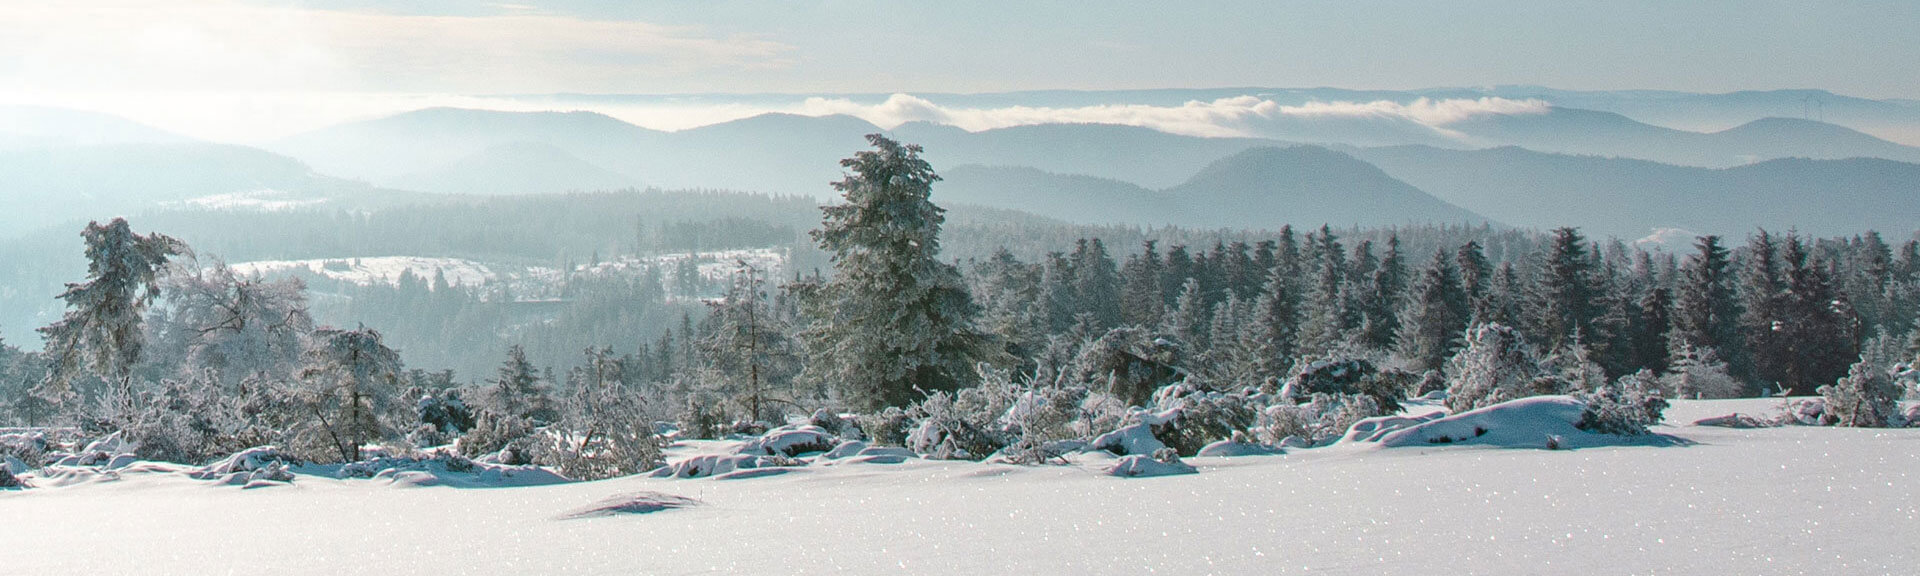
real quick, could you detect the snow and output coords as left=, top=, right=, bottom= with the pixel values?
left=1104, top=454, right=1198, bottom=477
left=231, top=256, right=497, bottom=288
left=1368, top=395, right=1679, bottom=449
left=3, top=398, right=1917, bottom=574
left=162, top=190, right=329, bottom=212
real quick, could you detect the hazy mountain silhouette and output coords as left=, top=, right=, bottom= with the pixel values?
left=0, top=106, right=191, bottom=149
left=0, top=143, right=407, bottom=237
left=1353, top=145, right=1920, bottom=238
left=1450, top=107, right=1920, bottom=166
left=391, top=142, right=639, bottom=195
left=938, top=146, right=1489, bottom=229
left=268, top=107, right=663, bottom=185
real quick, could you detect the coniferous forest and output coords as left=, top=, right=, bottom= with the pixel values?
left=3, top=134, right=1916, bottom=488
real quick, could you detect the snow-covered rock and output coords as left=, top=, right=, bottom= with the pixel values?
left=737, top=425, right=836, bottom=458
left=191, top=446, right=298, bottom=486
left=1105, top=454, right=1197, bottom=478
left=1194, top=441, right=1283, bottom=458
left=1340, top=412, right=1446, bottom=443
left=558, top=492, right=704, bottom=519
left=652, top=454, right=771, bottom=479
left=1089, top=422, right=1167, bottom=456
left=1371, top=396, right=1674, bottom=449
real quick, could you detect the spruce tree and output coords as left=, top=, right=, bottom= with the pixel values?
left=797, top=135, right=993, bottom=410
left=1119, top=240, right=1166, bottom=328
left=487, top=344, right=557, bottom=423
left=1070, top=238, right=1123, bottom=330
left=1528, top=227, right=1601, bottom=351
left=37, top=218, right=186, bottom=420
left=1456, top=240, right=1493, bottom=322
left=1769, top=234, right=1859, bottom=394
left=1242, top=265, right=1301, bottom=383
left=1396, top=250, right=1470, bottom=373
left=1670, top=235, right=1741, bottom=372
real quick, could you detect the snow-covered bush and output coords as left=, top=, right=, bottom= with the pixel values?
left=1661, top=345, right=1746, bottom=399
left=1148, top=384, right=1261, bottom=456
left=904, top=390, right=1008, bottom=460
left=0, top=466, right=26, bottom=489
left=737, top=425, right=836, bottom=457
left=997, top=386, right=1090, bottom=464
left=1574, top=370, right=1669, bottom=436
left=1261, top=393, right=1382, bottom=446
left=0, top=430, right=51, bottom=469
left=458, top=411, right=537, bottom=464
left=855, top=406, right=913, bottom=447
left=1819, top=347, right=1906, bottom=428
left=413, top=388, right=475, bottom=438
left=675, top=395, right=722, bottom=440
left=1444, top=323, right=1552, bottom=413
left=1281, top=356, right=1412, bottom=412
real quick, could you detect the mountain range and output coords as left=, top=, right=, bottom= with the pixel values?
left=1, top=91, right=1917, bottom=240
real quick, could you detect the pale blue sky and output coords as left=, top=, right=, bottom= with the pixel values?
left=2, top=0, right=1915, bottom=141
left=3, top=1, right=1917, bottom=96
left=213, top=0, right=1920, bottom=97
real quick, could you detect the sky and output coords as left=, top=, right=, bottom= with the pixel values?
left=1, top=0, right=1916, bottom=141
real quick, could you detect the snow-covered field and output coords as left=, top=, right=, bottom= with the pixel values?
left=4, top=398, right=1915, bottom=575
left=231, top=256, right=498, bottom=288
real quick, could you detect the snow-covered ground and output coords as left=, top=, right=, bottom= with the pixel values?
left=4, top=398, right=1915, bottom=575
left=231, top=256, right=498, bottom=288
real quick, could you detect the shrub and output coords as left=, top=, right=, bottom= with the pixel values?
left=1576, top=370, right=1669, bottom=436
left=1819, top=347, right=1905, bottom=428
left=1444, top=323, right=1547, bottom=413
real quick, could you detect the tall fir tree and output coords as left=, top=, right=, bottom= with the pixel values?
left=1766, top=234, right=1859, bottom=394
left=1396, top=250, right=1470, bottom=373
left=1669, top=235, right=1742, bottom=374
left=37, top=218, right=186, bottom=420
left=796, top=135, right=994, bottom=410
left=1118, top=240, right=1166, bottom=329
left=1528, top=227, right=1602, bottom=351
left=1069, top=238, right=1124, bottom=330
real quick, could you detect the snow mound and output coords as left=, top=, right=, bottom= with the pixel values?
left=653, top=454, right=779, bottom=479
left=819, top=441, right=916, bottom=465
left=1194, top=441, right=1283, bottom=458
left=1371, top=396, right=1675, bottom=449
left=558, top=491, right=703, bottom=519
left=1090, top=422, right=1168, bottom=456
left=1105, top=455, right=1197, bottom=478
left=1340, top=412, right=1446, bottom=443
left=191, top=446, right=299, bottom=487
left=1693, top=413, right=1778, bottom=428
left=736, top=425, right=836, bottom=458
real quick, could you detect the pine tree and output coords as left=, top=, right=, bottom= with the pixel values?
left=1740, top=230, right=1786, bottom=384
left=797, top=135, right=994, bottom=410
left=1241, top=264, right=1301, bottom=384
left=488, top=344, right=557, bottom=423
left=1633, top=285, right=1674, bottom=374
left=698, top=262, right=801, bottom=422
left=971, top=248, right=1045, bottom=362
left=1037, top=251, right=1077, bottom=334
left=1670, top=235, right=1741, bottom=371
left=1456, top=241, right=1493, bottom=322
left=37, top=218, right=186, bottom=421
left=1769, top=234, right=1859, bottom=394
left=1297, top=227, right=1350, bottom=355
left=1069, top=238, right=1123, bottom=330
left=1162, top=278, right=1212, bottom=360
left=1396, top=250, right=1470, bottom=373
left=1355, top=235, right=1407, bottom=350
left=1528, top=227, right=1601, bottom=351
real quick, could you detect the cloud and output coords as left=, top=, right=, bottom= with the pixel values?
left=783, top=94, right=1545, bottom=139
left=1275, top=97, right=1549, bottom=126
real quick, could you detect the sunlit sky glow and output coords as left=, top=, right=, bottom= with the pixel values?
left=2, top=0, right=1915, bottom=142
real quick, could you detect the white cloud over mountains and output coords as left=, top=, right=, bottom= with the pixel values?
left=789, top=94, right=1549, bottom=140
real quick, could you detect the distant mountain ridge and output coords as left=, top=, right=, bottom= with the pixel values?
left=937, top=145, right=1491, bottom=229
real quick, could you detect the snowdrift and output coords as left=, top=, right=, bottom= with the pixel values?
left=1363, top=396, right=1678, bottom=449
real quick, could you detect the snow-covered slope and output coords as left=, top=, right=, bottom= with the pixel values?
left=3, top=399, right=1914, bottom=575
